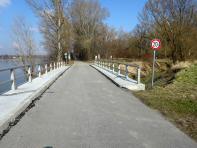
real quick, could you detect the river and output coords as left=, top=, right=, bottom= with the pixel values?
left=0, top=58, right=47, bottom=94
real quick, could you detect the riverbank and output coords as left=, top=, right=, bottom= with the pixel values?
left=134, top=64, right=197, bottom=141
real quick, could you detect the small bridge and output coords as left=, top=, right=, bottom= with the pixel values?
left=93, top=59, right=145, bottom=91
left=0, top=62, right=196, bottom=148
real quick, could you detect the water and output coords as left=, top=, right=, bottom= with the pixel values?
left=0, top=58, right=47, bottom=94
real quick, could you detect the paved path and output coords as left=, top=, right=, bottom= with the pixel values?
left=0, top=62, right=196, bottom=148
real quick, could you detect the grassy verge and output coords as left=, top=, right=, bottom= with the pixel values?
left=134, top=64, right=197, bottom=141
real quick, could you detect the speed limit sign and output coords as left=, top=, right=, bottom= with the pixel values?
left=151, top=39, right=161, bottom=87
left=151, top=39, right=161, bottom=50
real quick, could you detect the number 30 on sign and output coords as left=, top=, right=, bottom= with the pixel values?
left=151, top=39, right=161, bottom=50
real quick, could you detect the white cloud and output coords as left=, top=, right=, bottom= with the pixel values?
left=0, top=0, right=11, bottom=7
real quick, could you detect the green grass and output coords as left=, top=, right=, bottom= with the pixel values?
left=175, top=64, right=197, bottom=84
left=134, top=64, right=197, bottom=141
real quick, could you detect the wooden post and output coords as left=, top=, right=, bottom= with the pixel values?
left=10, top=69, right=17, bottom=90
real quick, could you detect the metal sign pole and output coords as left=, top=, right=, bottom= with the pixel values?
left=151, top=50, right=156, bottom=87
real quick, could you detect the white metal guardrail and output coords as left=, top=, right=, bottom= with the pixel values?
left=0, top=61, right=66, bottom=92
left=95, top=60, right=141, bottom=84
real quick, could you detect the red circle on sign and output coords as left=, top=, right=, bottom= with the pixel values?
left=151, top=39, right=161, bottom=50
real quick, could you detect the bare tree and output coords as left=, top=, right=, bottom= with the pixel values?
left=141, top=0, right=197, bottom=63
left=26, top=0, right=71, bottom=61
left=12, top=16, right=36, bottom=69
left=70, top=0, right=108, bottom=60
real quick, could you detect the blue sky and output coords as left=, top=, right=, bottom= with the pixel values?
left=100, top=0, right=147, bottom=32
left=0, top=0, right=147, bottom=55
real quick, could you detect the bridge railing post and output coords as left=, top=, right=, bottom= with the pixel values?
left=28, top=66, right=32, bottom=82
left=54, top=63, right=56, bottom=69
left=45, top=64, right=48, bottom=74
left=10, top=69, right=17, bottom=90
left=38, top=65, right=41, bottom=77
left=118, top=64, right=121, bottom=76
left=112, top=63, right=115, bottom=73
left=125, top=65, right=129, bottom=79
left=137, top=67, right=141, bottom=84
left=50, top=63, right=52, bottom=71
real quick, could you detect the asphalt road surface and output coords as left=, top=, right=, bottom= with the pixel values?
left=0, top=62, right=196, bottom=148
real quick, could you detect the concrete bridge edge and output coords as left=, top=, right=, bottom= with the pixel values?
left=0, top=65, right=72, bottom=137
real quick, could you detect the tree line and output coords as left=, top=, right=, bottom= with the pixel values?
left=22, top=0, right=197, bottom=63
